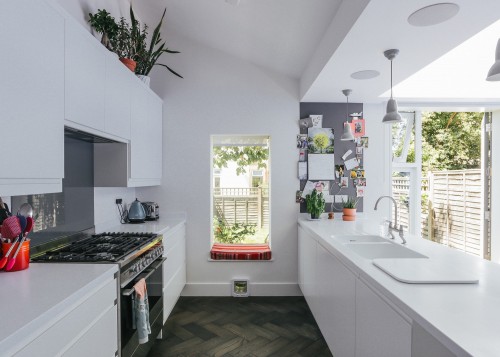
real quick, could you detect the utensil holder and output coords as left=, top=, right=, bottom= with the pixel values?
left=2, top=239, right=30, bottom=271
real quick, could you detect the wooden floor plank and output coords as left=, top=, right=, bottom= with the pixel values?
left=147, top=296, right=332, bottom=357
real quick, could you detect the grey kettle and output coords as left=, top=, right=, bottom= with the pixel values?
left=128, top=198, right=146, bottom=223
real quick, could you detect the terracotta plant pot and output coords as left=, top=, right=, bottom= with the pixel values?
left=342, top=208, right=357, bottom=221
left=119, top=57, right=137, bottom=72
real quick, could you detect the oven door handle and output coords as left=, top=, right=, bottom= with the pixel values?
left=121, top=257, right=167, bottom=296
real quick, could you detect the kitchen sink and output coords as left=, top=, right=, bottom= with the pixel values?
left=333, top=235, right=389, bottom=243
left=344, top=242, right=428, bottom=260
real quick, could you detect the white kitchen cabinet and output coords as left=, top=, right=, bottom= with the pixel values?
left=14, top=275, right=118, bottom=357
left=163, top=223, right=186, bottom=323
left=298, top=226, right=317, bottom=310
left=316, top=243, right=356, bottom=357
left=105, top=53, right=133, bottom=140
left=129, top=84, right=163, bottom=186
left=355, top=278, right=412, bottom=357
left=0, top=0, right=64, bottom=195
left=65, top=18, right=106, bottom=132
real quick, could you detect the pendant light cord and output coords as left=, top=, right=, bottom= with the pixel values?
left=390, top=60, right=393, bottom=99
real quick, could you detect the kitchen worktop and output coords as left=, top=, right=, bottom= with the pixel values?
left=299, top=214, right=500, bottom=357
left=95, top=212, right=186, bottom=236
left=0, top=263, right=118, bottom=355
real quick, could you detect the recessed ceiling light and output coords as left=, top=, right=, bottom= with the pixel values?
left=350, top=70, right=380, bottom=80
left=408, top=3, right=459, bottom=27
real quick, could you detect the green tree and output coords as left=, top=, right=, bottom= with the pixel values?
left=213, top=146, right=268, bottom=175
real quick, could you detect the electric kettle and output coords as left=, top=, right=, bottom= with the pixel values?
left=128, top=198, right=146, bottom=223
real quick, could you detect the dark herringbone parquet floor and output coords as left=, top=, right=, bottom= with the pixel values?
left=148, top=296, right=333, bottom=357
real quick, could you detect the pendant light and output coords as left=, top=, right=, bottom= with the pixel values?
left=340, top=89, right=355, bottom=141
left=382, top=49, right=402, bottom=123
left=486, top=39, right=500, bottom=81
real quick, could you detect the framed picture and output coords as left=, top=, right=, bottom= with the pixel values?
left=308, top=128, right=334, bottom=154
left=350, top=118, right=365, bottom=137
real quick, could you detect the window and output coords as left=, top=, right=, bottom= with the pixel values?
left=211, top=135, right=270, bottom=247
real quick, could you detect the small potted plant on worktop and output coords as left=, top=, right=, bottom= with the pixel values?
left=305, top=189, right=325, bottom=220
left=342, top=197, right=359, bottom=221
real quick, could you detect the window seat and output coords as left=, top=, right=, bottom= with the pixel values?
left=210, top=243, right=272, bottom=260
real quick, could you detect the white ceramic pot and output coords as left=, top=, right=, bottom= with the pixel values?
left=137, top=75, right=151, bottom=87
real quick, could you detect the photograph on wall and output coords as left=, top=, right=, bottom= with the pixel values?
left=340, top=177, right=349, bottom=188
left=308, top=128, right=334, bottom=154
left=344, top=157, right=359, bottom=170
left=299, top=117, right=313, bottom=129
left=356, top=154, right=363, bottom=166
left=296, top=190, right=304, bottom=203
left=355, top=168, right=365, bottom=178
left=297, top=134, right=308, bottom=149
left=310, top=115, right=323, bottom=128
left=301, top=180, right=316, bottom=198
left=356, top=146, right=363, bottom=155
left=351, top=118, right=365, bottom=137
left=335, top=164, right=345, bottom=179
left=354, top=178, right=366, bottom=186
left=360, top=136, right=369, bottom=148
left=356, top=186, right=365, bottom=197
left=314, top=180, right=330, bottom=193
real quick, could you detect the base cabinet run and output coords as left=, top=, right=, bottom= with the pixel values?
left=298, top=226, right=411, bottom=357
left=163, top=223, right=187, bottom=323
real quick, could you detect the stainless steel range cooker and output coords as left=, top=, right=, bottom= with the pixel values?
left=32, top=231, right=166, bottom=357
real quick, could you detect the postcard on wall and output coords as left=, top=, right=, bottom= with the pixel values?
left=299, top=149, right=306, bottom=162
left=314, top=180, right=330, bottom=193
left=301, top=180, right=316, bottom=198
left=335, top=164, right=346, bottom=179
left=298, top=162, right=308, bottom=180
left=307, top=128, right=334, bottom=154
left=299, top=117, right=313, bottom=130
left=351, top=118, right=365, bottom=137
left=356, top=147, right=363, bottom=155
left=354, top=178, right=366, bottom=186
left=310, top=115, right=323, bottom=128
left=355, top=168, right=365, bottom=178
left=360, top=136, right=369, bottom=148
left=344, top=157, right=360, bottom=170
left=296, top=191, right=304, bottom=203
left=356, top=186, right=365, bottom=197
left=340, top=177, right=349, bottom=188
left=297, top=134, right=308, bottom=149
left=308, top=154, right=335, bottom=180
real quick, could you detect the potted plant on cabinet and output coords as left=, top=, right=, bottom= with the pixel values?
left=342, top=197, right=359, bottom=221
left=88, top=9, right=118, bottom=51
left=132, top=7, right=182, bottom=84
left=305, top=189, right=325, bottom=220
left=111, top=15, right=146, bottom=72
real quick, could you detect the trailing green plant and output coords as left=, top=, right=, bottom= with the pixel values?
left=305, top=189, right=325, bottom=218
left=132, top=7, right=182, bottom=78
left=213, top=218, right=256, bottom=244
left=342, top=197, right=359, bottom=209
left=88, top=9, right=119, bottom=50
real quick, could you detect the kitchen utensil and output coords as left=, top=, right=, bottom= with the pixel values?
left=18, top=203, right=33, bottom=218
left=5, top=236, right=27, bottom=271
left=24, top=217, right=33, bottom=235
left=128, top=198, right=146, bottom=223
left=0, top=216, right=22, bottom=239
left=17, top=215, right=27, bottom=237
left=0, top=236, right=19, bottom=269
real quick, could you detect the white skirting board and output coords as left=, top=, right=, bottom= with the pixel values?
left=181, top=283, right=302, bottom=296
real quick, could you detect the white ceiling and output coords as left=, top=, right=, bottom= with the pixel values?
left=134, top=0, right=500, bottom=105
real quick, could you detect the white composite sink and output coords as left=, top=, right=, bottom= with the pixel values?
left=344, top=242, right=428, bottom=260
left=333, top=235, right=388, bottom=243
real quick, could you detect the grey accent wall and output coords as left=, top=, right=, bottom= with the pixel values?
left=300, top=102, right=364, bottom=213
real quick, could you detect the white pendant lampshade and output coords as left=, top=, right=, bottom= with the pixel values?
left=486, top=39, right=500, bottom=81
left=383, top=49, right=402, bottom=124
left=340, top=89, right=355, bottom=141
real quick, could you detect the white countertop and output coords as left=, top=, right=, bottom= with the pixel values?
left=299, top=214, right=500, bottom=357
left=0, top=263, right=118, bottom=355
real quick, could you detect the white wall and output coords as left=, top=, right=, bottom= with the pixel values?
left=137, top=33, right=301, bottom=296
left=94, top=187, right=136, bottom=232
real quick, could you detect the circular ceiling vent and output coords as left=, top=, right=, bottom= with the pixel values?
left=350, top=70, right=380, bottom=80
left=408, top=3, right=459, bottom=27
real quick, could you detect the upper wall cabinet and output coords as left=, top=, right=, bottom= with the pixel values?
left=0, top=0, right=64, bottom=196
left=65, top=20, right=106, bottom=132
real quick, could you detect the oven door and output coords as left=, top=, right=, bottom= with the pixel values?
left=121, top=256, right=166, bottom=357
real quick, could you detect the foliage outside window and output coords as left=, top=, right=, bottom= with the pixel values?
left=212, top=136, right=270, bottom=245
